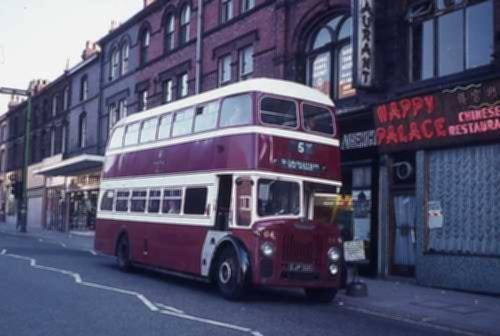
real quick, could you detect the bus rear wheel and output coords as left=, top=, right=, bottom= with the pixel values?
left=116, top=235, right=132, bottom=272
left=304, top=288, right=337, bottom=304
left=215, top=248, right=247, bottom=301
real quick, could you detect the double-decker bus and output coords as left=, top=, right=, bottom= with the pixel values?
left=95, top=78, right=343, bottom=302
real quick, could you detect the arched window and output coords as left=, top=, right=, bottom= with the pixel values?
left=111, top=47, right=120, bottom=80
left=80, top=75, right=88, bottom=101
left=165, top=13, right=175, bottom=52
left=52, top=94, right=58, bottom=116
left=139, top=27, right=151, bottom=65
left=180, top=5, right=191, bottom=45
left=121, top=42, right=130, bottom=75
left=306, top=15, right=355, bottom=100
left=79, top=113, right=87, bottom=148
left=63, top=86, right=70, bottom=111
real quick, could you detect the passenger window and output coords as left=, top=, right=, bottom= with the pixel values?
left=100, top=190, right=114, bottom=211
left=131, top=190, right=147, bottom=212
left=303, top=104, right=334, bottom=135
left=139, top=118, right=158, bottom=143
left=123, top=122, right=140, bottom=146
left=115, top=191, right=130, bottom=212
left=219, top=94, right=252, bottom=128
left=194, top=101, right=219, bottom=132
left=260, top=97, right=297, bottom=128
left=172, top=109, right=194, bottom=137
left=148, top=189, right=162, bottom=213
left=109, top=127, right=124, bottom=149
left=162, top=189, right=182, bottom=214
left=157, top=114, right=173, bottom=140
left=184, top=187, right=208, bottom=215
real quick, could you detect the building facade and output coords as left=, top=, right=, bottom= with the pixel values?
left=1, top=0, right=498, bottom=293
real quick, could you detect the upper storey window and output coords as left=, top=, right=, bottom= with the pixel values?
left=221, top=0, right=234, bottom=23
left=121, top=42, right=130, bottom=75
left=111, top=47, right=120, bottom=80
left=306, top=15, right=355, bottom=100
left=139, top=27, right=151, bottom=66
left=180, top=5, right=191, bottom=45
left=165, top=13, right=175, bottom=52
left=409, top=0, right=493, bottom=81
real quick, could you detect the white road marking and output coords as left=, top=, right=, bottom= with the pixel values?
left=60, top=243, right=67, bottom=248
left=0, top=249, right=263, bottom=335
left=89, top=250, right=97, bottom=256
left=343, top=305, right=482, bottom=336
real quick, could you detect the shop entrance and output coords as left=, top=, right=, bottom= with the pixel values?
left=68, top=190, right=98, bottom=231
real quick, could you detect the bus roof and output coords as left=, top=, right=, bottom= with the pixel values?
left=117, top=78, right=335, bottom=127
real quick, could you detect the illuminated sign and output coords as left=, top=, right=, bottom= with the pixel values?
left=374, top=79, right=500, bottom=152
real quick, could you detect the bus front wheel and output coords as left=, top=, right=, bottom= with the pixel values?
left=116, top=235, right=132, bottom=272
left=304, top=288, right=337, bottom=304
left=216, top=248, right=247, bottom=300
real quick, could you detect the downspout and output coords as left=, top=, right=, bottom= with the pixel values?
left=195, top=0, right=203, bottom=94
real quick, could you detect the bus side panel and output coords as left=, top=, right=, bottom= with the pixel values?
left=102, top=134, right=256, bottom=179
left=148, top=224, right=209, bottom=276
left=95, top=218, right=116, bottom=256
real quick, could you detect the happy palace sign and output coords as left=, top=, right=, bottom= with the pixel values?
left=374, top=79, right=500, bottom=152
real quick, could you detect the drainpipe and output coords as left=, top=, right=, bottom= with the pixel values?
left=195, top=0, right=203, bottom=94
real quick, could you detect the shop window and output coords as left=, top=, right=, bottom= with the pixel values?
left=109, top=126, right=124, bottom=149
left=157, top=114, right=173, bottom=140
left=100, top=190, right=115, bottom=211
left=115, top=191, right=130, bottom=212
left=172, top=108, right=194, bottom=137
left=124, top=122, right=140, bottom=146
left=139, top=117, right=158, bottom=143
left=162, top=189, right=182, bottom=214
left=148, top=189, right=162, bottom=213
left=410, top=0, right=493, bottom=81
left=194, top=101, right=219, bottom=133
left=131, top=190, right=147, bottom=212
left=306, top=15, right=355, bottom=100
left=303, top=104, right=335, bottom=135
left=184, top=187, right=208, bottom=215
left=260, top=97, right=297, bottom=128
left=219, top=94, right=252, bottom=127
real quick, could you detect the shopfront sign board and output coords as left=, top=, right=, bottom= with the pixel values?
left=344, top=240, right=366, bottom=262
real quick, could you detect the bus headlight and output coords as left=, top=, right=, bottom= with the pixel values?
left=260, top=242, right=275, bottom=257
left=329, top=264, right=339, bottom=275
left=327, top=247, right=341, bottom=262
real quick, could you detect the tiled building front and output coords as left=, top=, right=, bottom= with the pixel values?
left=1, top=0, right=499, bottom=293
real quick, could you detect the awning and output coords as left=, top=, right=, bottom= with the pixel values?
left=34, top=154, right=105, bottom=177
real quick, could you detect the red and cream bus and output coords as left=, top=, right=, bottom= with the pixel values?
left=95, top=78, right=343, bottom=302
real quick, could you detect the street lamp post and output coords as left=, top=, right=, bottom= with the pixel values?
left=0, top=86, right=32, bottom=233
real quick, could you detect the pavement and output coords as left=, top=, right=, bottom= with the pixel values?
left=1, top=221, right=499, bottom=336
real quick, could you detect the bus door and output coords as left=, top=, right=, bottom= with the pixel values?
left=235, top=177, right=252, bottom=227
left=215, top=175, right=233, bottom=231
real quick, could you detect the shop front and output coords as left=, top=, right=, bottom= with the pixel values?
left=375, top=78, right=500, bottom=293
left=35, top=154, right=104, bottom=233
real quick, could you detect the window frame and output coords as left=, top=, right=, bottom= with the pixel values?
left=111, top=47, right=120, bottom=80
left=240, top=0, right=255, bottom=13
left=139, top=117, right=159, bottom=144
left=100, top=190, right=116, bottom=212
left=115, top=190, right=131, bottom=212
left=218, top=93, right=254, bottom=129
left=139, top=28, right=151, bottom=66
left=179, top=5, right=191, bottom=45
left=183, top=186, right=209, bottom=216
left=164, top=13, right=176, bottom=53
left=238, top=45, right=253, bottom=80
left=220, top=0, right=234, bottom=24
left=171, top=108, right=195, bottom=137
left=162, top=187, right=184, bottom=215
left=218, top=54, right=232, bottom=86
left=123, top=122, right=141, bottom=147
left=80, top=75, right=89, bottom=101
left=301, top=101, right=337, bottom=137
left=157, top=113, right=173, bottom=140
left=121, top=42, right=130, bottom=75
left=258, top=94, right=300, bottom=130
left=193, top=100, right=220, bottom=133
left=130, top=189, right=148, bottom=213
left=177, top=73, right=189, bottom=98
left=163, top=79, right=174, bottom=103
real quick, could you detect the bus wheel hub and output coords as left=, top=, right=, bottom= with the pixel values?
left=219, top=261, right=232, bottom=284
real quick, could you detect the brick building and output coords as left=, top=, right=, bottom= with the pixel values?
left=1, top=0, right=499, bottom=293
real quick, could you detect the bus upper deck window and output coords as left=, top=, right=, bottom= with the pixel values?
left=139, top=118, right=159, bottom=143
left=124, top=122, right=140, bottom=146
left=157, top=114, right=173, bottom=140
left=109, top=127, right=124, bottom=149
left=194, top=101, right=219, bottom=133
left=219, top=94, right=252, bottom=128
left=172, top=108, right=194, bottom=137
left=260, top=97, right=297, bottom=128
left=303, top=104, right=335, bottom=135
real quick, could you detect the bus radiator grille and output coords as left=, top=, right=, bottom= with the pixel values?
left=282, top=234, right=314, bottom=263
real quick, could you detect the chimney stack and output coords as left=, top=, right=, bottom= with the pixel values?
left=28, top=79, right=49, bottom=95
left=144, top=0, right=155, bottom=8
left=81, top=40, right=101, bottom=60
left=7, top=95, right=25, bottom=111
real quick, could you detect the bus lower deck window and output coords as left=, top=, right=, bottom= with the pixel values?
left=184, top=187, right=208, bottom=215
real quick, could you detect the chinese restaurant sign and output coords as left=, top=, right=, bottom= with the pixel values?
left=354, top=0, right=375, bottom=88
left=374, top=79, right=500, bottom=152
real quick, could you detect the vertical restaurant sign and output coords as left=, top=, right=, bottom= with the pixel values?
left=374, top=79, right=500, bottom=152
left=355, top=0, right=375, bottom=88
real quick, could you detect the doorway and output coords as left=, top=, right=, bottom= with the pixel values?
left=215, top=175, right=232, bottom=231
